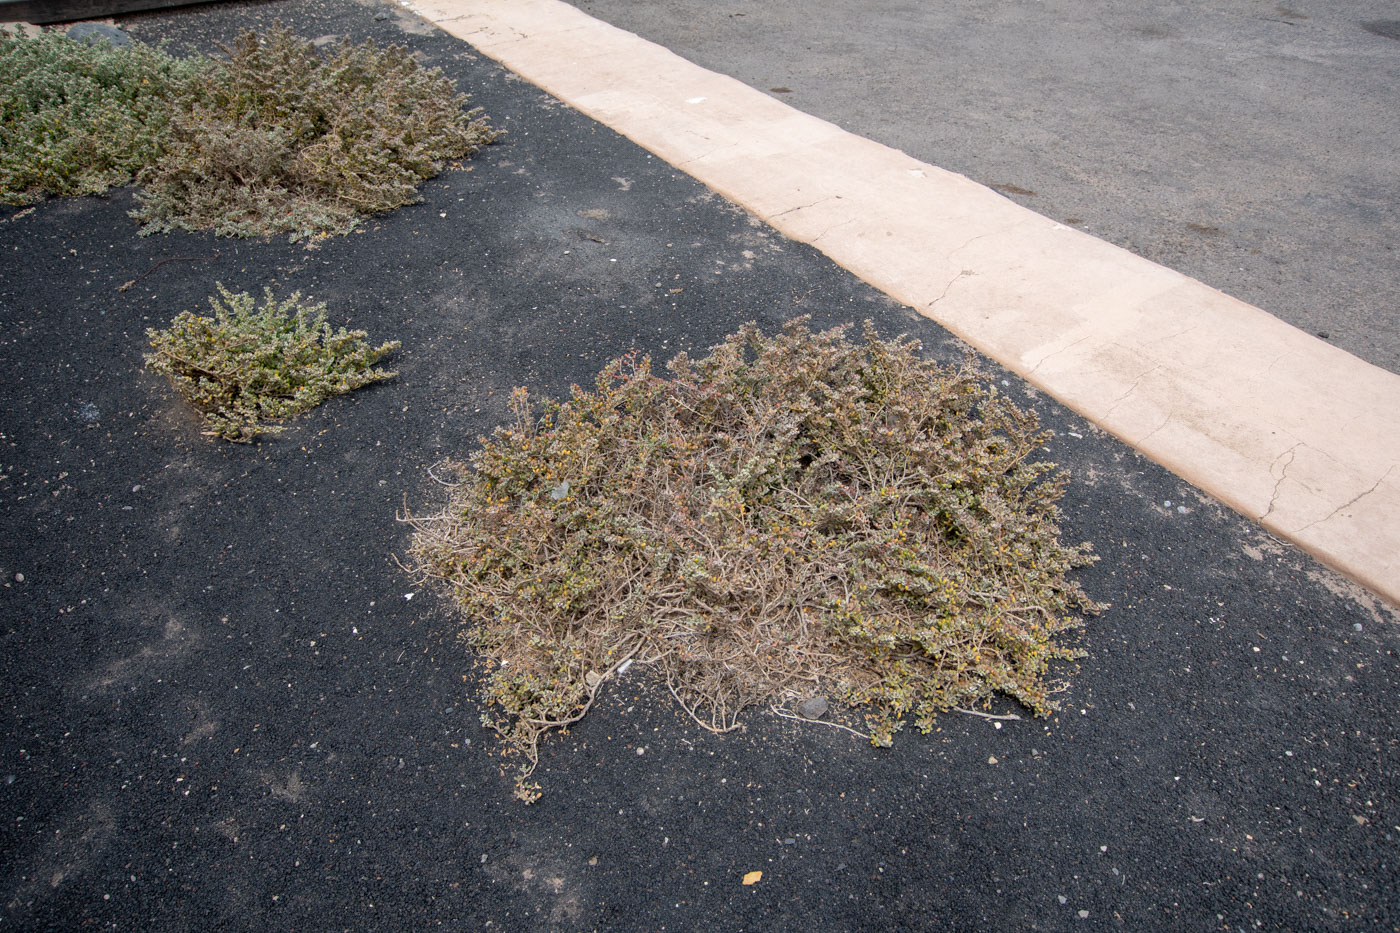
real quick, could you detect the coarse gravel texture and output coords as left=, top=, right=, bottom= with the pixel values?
left=1, top=1, right=1397, bottom=931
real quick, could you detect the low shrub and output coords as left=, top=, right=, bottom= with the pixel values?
left=407, top=319, right=1103, bottom=801
left=145, top=284, right=400, bottom=441
left=132, top=25, right=502, bottom=240
left=1, top=24, right=500, bottom=237
left=0, top=28, right=201, bottom=204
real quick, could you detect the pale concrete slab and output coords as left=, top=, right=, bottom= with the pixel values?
left=408, top=0, right=1400, bottom=606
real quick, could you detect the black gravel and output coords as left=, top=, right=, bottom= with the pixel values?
left=1, top=1, right=1397, bottom=930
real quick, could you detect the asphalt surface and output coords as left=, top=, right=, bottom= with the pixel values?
left=1, top=1, right=1398, bottom=931
left=567, top=0, right=1400, bottom=376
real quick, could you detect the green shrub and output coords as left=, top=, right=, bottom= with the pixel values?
left=1, top=24, right=499, bottom=237
left=0, top=28, right=203, bottom=205
left=145, top=284, right=400, bottom=441
left=407, top=319, right=1103, bottom=801
left=132, top=25, right=501, bottom=240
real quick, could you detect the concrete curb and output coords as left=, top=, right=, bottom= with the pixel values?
left=410, top=0, right=1400, bottom=607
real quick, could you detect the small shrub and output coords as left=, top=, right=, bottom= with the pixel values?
left=145, top=284, right=400, bottom=441
left=1, top=25, right=499, bottom=237
left=132, top=24, right=502, bottom=240
left=0, top=28, right=203, bottom=204
left=407, top=319, right=1103, bottom=801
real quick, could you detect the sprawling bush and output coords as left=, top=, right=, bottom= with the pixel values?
left=1, top=25, right=499, bottom=237
left=408, top=319, right=1103, bottom=801
left=145, top=285, right=399, bottom=441
left=0, top=28, right=202, bottom=204
left=132, top=25, right=501, bottom=239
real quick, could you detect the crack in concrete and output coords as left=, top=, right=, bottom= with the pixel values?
left=768, top=194, right=841, bottom=220
left=1135, top=414, right=1174, bottom=447
left=1260, top=442, right=1303, bottom=521
left=926, top=268, right=973, bottom=312
left=948, top=231, right=991, bottom=261
left=811, top=218, right=857, bottom=243
left=924, top=232, right=997, bottom=312
left=1295, top=463, right=1399, bottom=534
left=1144, top=325, right=1195, bottom=346
left=1025, top=335, right=1092, bottom=377
left=676, top=142, right=736, bottom=169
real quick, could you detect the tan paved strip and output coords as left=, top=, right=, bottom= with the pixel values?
left=410, top=0, right=1400, bottom=607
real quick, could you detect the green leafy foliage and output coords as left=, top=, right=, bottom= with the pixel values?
left=132, top=24, right=502, bottom=239
left=408, top=319, right=1104, bottom=801
left=1, top=24, right=499, bottom=237
left=0, top=28, right=203, bottom=205
left=145, top=284, right=400, bottom=441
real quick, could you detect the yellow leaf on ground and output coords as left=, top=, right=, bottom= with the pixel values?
left=742, top=870, right=762, bottom=885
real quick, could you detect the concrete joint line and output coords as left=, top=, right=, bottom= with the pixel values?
left=412, top=0, right=1400, bottom=608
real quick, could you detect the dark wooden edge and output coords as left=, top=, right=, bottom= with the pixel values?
left=1, top=0, right=229, bottom=25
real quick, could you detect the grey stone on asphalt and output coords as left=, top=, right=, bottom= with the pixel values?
left=799, top=696, right=829, bottom=720
left=66, top=24, right=133, bottom=47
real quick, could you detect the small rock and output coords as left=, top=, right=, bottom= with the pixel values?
left=373, top=10, right=391, bottom=20
left=76, top=402, right=100, bottom=425
left=782, top=838, right=796, bottom=845
left=550, top=480, right=570, bottom=500
left=1354, top=623, right=1364, bottom=632
left=798, top=696, right=828, bottom=720
left=1078, top=910, right=1090, bottom=919
left=67, top=24, right=132, bottom=47
left=13, top=573, right=23, bottom=583
left=1058, top=895, right=1067, bottom=905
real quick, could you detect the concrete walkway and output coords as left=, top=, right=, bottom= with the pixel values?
left=408, top=0, right=1400, bottom=606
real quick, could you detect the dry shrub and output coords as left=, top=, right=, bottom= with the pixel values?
left=133, top=25, right=501, bottom=239
left=407, top=320, right=1103, bottom=801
